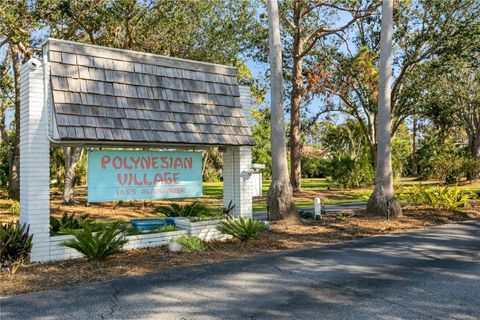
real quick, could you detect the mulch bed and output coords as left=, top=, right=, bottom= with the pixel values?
left=1, top=206, right=479, bottom=297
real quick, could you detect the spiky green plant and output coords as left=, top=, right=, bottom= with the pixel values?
left=50, top=212, right=92, bottom=235
left=217, top=217, right=264, bottom=241
left=155, top=202, right=208, bottom=217
left=399, top=185, right=476, bottom=209
left=62, top=221, right=127, bottom=260
left=223, top=200, right=236, bottom=216
left=0, top=222, right=33, bottom=274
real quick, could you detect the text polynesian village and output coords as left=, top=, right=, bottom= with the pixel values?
left=100, top=155, right=194, bottom=187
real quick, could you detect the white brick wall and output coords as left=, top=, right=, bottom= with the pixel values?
left=175, top=218, right=231, bottom=240
left=223, top=146, right=253, bottom=218
left=49, top=230, right=189, bottom=260
left=20, top=59, right=51, bottom=262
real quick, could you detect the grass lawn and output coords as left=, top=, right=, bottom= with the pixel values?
left=1, top=177, right=480, bottom=224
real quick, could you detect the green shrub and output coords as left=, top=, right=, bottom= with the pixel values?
left=125, top=224, right=177, bottom=236
left=301, top=156, right=328, bottom=178
left=445, top=168, right=463, bottom=185
left=175, top=235, right=205, bottom=252
left=0, top=143, right=10, bottom=189
left=62, top=221, right=127, bottom=260
left=217, top=217, right=264, bottom=241
left=398, top=185, right=476, bottom=209
left=299, top=210, right=314, bottom=219
left=155, top=202, right=208, bottom=217
left=0, top=222, right=34, bottom=274
left=50, top=212, right=92, bottom=235
left=417, top=141, right=470, bottom=183
left=335, top=212, right=350, bottom=221
left=10, top=201, right=20, bottom=216
left=327, top=154, right=374, bottom=188
left=461, top=157, right=480, bottom=181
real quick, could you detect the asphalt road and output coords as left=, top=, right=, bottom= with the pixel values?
left=1, top=220, right=479, bottom=320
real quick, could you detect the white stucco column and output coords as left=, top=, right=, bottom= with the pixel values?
left=19, top=59, right=50, bottom=262
left=223, top=146, right=253, bottom=218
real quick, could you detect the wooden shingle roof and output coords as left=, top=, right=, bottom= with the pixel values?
left=45, top=39, right=255, bottom=146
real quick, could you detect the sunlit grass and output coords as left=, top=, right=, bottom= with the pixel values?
left=2, top=177, right=480, bottom=222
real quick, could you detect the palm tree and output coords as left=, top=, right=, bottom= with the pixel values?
left=367, top=0, right=402, bottom=218
left=265, top=0, right=297, bottom=221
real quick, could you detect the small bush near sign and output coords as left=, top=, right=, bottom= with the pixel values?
left=155, top=202, right=209, bottom=217
left=62, top=221, right=127, bottom=260
left=50, top=213, right=93, bottom=235
left=174, top=235, right=205, bottom=252
left=0, top=222, right=33, bottom=274
left=217, top=217, right=264, bottom=242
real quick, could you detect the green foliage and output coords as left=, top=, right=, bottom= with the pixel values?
left=223, top=200, right=236, bottom=216
left=155, top=202, right=209, bottom=217
left=391, top=124, right=413, bottom=178
left=217, top=217, right=264, bottom=241
left=301, top=155, right=328, bottom=178
left=10, top=201, right=20, bottom=216
left=50, top=212, right=92, bottom=235
left=62, top=221, right=127, bottom=260
left=299, top=210, right=314, bottom=219
left=327, top=154, right=374, bottom=189
left=0, top=222, right=33, bottom=274
left=0, top=142, right=9, bottom=189
left=125, top=224, right=177, bottom=236
left=74, top=151, right=87, bottom=185
left=416, top=135, right=471, bottom=183
left=398, top=185, right=477, bottom=210
left=50, top=147, right=65, bottom=189
left=251, top=108, right=272, bottom=179
left=321, top=120, right=369, bottom=158
left=463, top=158, right=480, bottom=181
left=189, top=215, right=223, bottom=223
left=335, top=212, right=350, bottom=221
left=175, top=235, right=205, bottom=253
left=202, top=148, right=222, bottom=182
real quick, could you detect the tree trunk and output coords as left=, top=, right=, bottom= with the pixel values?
left=466, top=130, right=480, bottom=181
left=411, top=115, right=418, bottom=176
left=289, top=3, right=303, bottom=192
left=266, top=0, right=298, bottom=222
left=8, top=46, right=20, bottom=200
left=1, top=99, right=8, bottom=146
left=471, top=131, right=480, bottom=160
left=367, top=0, right=402, bottom=219
left=62, top=147, right=83, bottom=204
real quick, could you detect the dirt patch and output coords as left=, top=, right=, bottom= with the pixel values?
left=1, top=207, right=478, bottom=297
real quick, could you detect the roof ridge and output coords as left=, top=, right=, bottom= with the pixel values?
left=44, top=38, right=238, bottom=72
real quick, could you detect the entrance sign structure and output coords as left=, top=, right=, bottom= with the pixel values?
left=20, top=39, right=255, bottom=262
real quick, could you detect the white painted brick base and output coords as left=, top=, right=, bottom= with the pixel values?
left=223, top=146, right=253, bottom=218
left=49, top=229, right=189, bottom=260
left=20, top=59, right=51, bottom=262
left=175, top=218, right=232, bottom=241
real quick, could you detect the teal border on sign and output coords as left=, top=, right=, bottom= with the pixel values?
left=87, top=150, right=203, bottom=202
